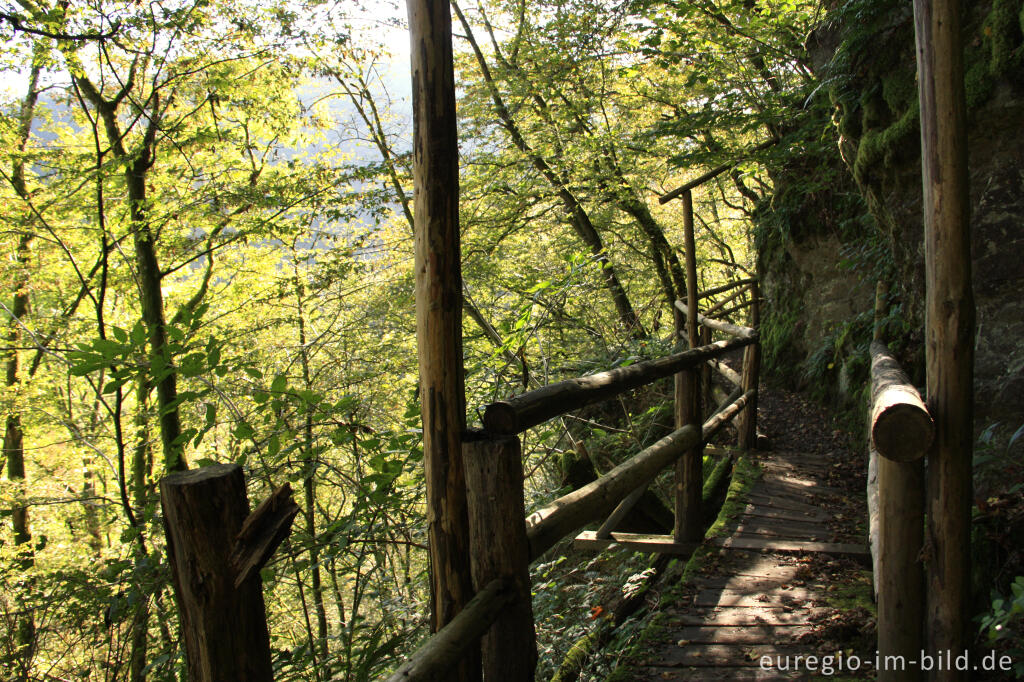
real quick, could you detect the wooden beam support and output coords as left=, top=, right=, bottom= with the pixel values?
left=677, top=277, right=757, bottom=305
left=482, top=336, right=753, bottom=435
left=574, top=530, right=698, bottom=555
left=703, top=283, right=751, bottom=317
left=527, top=425, right=701, bottom=561
left=658, top=139, right=778, bottom=204
left=914, top=0, right=974, bottom=674
left=463, top=436, right=536, bottom=680
left=707, top=358, right=741, bottom=387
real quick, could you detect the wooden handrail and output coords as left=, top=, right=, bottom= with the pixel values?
left=525, top=388, right=754, bottom=560
left=703, top=283, right=751, bottom=317
left=867, top=340, right=928, bottom=681
left=707, top=358, right=741, bottom=386
left=869, top=341, right=933, bottom=461
left=678, top=277, right=756, bottom=305
left=383, top=578, right=516, bottom=682
left=673, top=302, right=757, bottom=340
left=483, top=336, right=755, bottom=435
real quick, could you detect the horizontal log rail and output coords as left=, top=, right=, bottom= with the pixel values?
left=714, top=297, right=754, bottom=321
left=673, top=301, right=756, bottom=340
left=384, top=577, right=516, bottom=682
left=707, top=358, right=741, bottom=386
left=869, top=340, right=933, bottom=461
left=483, top=336, right=755, bottom=435
left=526, top=388, right=753, bottom=561
left=678, top=277, right=757, bottom=306
left=703, top=283, right=751, bottom=317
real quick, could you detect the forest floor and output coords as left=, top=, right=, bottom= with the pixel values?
left=613, top=385, right=878, bottom=680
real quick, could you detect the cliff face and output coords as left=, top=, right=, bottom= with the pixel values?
left=758, top=0, right=1024, bottom=422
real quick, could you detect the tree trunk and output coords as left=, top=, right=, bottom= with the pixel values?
left=74, top=77, right=187, bottom=472
left=294, top=270, right=330, bottom=668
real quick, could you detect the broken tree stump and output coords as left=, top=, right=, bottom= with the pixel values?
left=160, top=463, right=298, bottom=682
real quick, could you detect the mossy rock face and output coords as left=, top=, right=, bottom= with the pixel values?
left=759, top=0, right=1024, bottom=419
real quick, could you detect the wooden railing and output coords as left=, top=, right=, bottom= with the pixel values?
left=387, top=275, right=761, bottom=682
left=867, top=283, right=934, bottom=682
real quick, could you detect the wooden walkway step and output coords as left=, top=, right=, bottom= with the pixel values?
left=627, top=446, right=869, bottom=680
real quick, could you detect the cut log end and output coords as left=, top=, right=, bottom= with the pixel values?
left=483, top=401, right=518, bottom=435
left=872, top=401, right=934, bottom=462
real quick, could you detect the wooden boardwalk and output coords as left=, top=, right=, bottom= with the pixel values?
left=631, top=447, right=870, bottom=680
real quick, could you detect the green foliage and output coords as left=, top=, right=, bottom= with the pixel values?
left=979, top=576, right=1024, bottom=678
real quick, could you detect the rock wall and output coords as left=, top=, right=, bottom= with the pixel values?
left=759, top=0, right=1024, bottom=422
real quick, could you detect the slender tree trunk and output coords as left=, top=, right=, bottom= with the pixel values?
left=4, top=58, right=43, bottom=680
left=74, top=78, right=187, bottom=472
left=293, top=268, right=330, bottom=667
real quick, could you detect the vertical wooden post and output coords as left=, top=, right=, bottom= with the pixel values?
left=408, top=2, right=478, bottom=678
left=699, top=325, right=712, bottom=413
left=737, top=281, right=761, bottom=450
left=463, top=436, right=536, bottom=681
left=913, top=0, right=974, bottom=674
left=674, top=189, right=702, bottom=542
left=161, top=464, right=297, bottom=682
left=870, top=342, right=930, bottom=681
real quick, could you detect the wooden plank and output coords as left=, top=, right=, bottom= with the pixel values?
left=667, top=608, right=830, bottom=627
left=573, top=530, right=698, bottom=555
left=711, top=536, right=870, bottom=557
left=694, top=588, right=817, bottom=608
left=649, top=643, right=811, bottom=667
left=667, top=625, right=812, bottom=645
left=640, top=665, right=802, bottom=680
left=744, top=494, right=824, bottom=514
left=740, top=505, right=830, bottom=523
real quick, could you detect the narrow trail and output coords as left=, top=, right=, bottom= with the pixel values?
left=631, top=387, right=874, bottom=680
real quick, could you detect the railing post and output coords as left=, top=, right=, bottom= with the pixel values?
left=737, top=281, right=761, bottom=450
left=407, top=3, right=476, bottom=677
left=870, top=341, right=931, bottom=681
left=463, top=435, right=536, bottom=681
left=160, top=464, right=297, bottom=682
left=674, top=189, right=702, bottom=542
